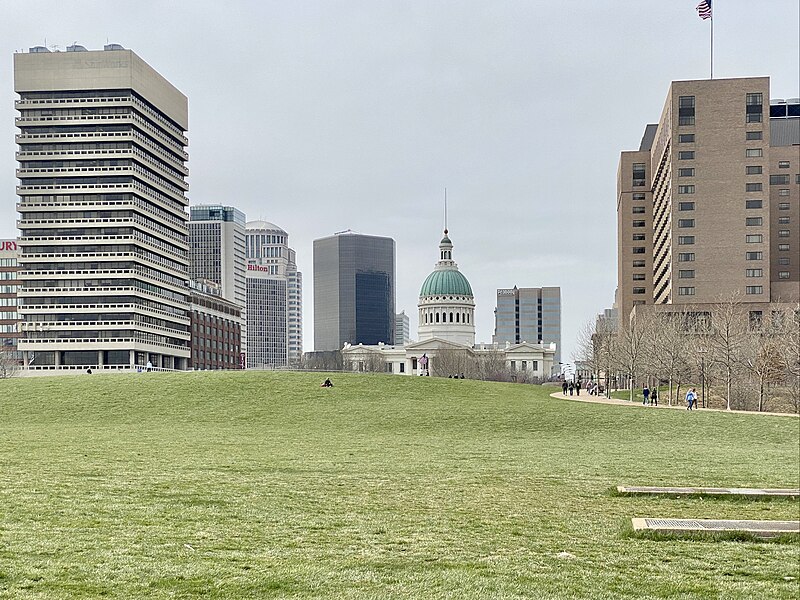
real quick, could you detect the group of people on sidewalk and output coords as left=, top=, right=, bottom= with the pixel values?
left=641, top=385, right=658, bottom=406
left=561, top=380, right=581, bottom=396
left=641, top=384, right=700, bottom=410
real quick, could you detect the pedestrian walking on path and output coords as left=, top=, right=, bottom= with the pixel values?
left=651, top=388, right=658, bottom=406
left=642, top=385, right=650, bottom=405
left=562, top=380, right=568, bottom=395
left=686, top=388, right=696, bottom=410
left=568, top=381, right=574, bottom=396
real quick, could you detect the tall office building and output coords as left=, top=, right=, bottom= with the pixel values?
left=493, top=286, right=561, bottom=372
left=14, top=46, right=191, bottom=370
left=189, top=205, right=246, bottom=306
left=244, top=221, right=302, bottom=366
left=189, top=204, right=246, bottom=355
left=395, top=311, right=411, bottom=345
left=617, top=77, right=799, bottom=323
left=313, top=232, right=395, bottom=351
left=0, top=240, right=21, bottom=368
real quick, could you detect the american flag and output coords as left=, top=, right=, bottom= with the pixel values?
left=696, top=0, right=712, bottom=20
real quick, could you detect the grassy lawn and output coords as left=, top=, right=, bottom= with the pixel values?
left=1, top=371, right=798, bottom=599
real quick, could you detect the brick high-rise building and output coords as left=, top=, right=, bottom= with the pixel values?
left=14, top=46, right=191, bottom=371
left=617, top=77, right=799, bottom=323
left=189, top=204, right=247, bottom=356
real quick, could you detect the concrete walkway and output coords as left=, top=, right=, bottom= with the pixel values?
left=549, top=391, right=799, bottom=417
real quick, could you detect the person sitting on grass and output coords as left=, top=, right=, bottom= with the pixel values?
left=321, top=378, right=333, bottom=388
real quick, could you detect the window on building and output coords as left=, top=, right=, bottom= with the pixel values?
left=678, top=133, right=695, bottom=143
left=632, top=233, right=646, bottom=241
left=632, top=260, right=646, bottom=267
left=678, top=219, right=695, bottom=228
left=679, top=270, right=695, bottom=278
left=678, top=236, right=695, bottom=245
left=678, top=185, right=695, bottom=194
left=746, top=166, right=763, bottom=175
left=678, top=287, right=695, bottom=296
left=746, top=92, right=763, bottom=123
left=745, top=217, right=763, bottom=226
left=632, top=206, right=646, bottom=214
left=745, top=286, right=763, bottom=295
left=745, top=183, right=763, bottom=192
left=678, top=168, right=695, bottom=177
left=678, top=151, right=695, bottom=160
left=745, top=199, right=763, bottom=209
left=770, top=174, right=790, bottom=185
left=746, top=131, right=763, bottom=140
left=632, top=247, right=646, bottom=254
left=745, top=269, right=763, bottom=277
left=749, top=311, right=763, bottom=330
left=633, top=287, right=646, bottom=295
left=632, top=220, right=646, bottom=227
left=778, top=257, right=790, bottom=266
left=745, top=148, right=763, bottom=158
left=632, top=273, right=646, bottom=281
left=678, top=95, right=695, bottom=125
left=745, top=234, right=763, bottom=243
left=778, top=244, right=790, bottom=251
left=632, top=163, right=646, bottom=186
left=778, top=230, right=790, bottom=238
left=778, top=161, right=790, bottom=169
left=779, top=271, right=790, bottom=279
left=778, top=217, right=790, bottom=225
left=679, top=202, right=695, bottom=211
left=632, top=193, right=646, bottom=200
left=678, top=253, right=695, bottom=262
left=779, top=189, right=790, bottom=196
left=746, top=251, right=763, bottom=260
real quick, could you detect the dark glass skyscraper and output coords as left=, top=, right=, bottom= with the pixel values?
left=313, top=232, right=395, bottom=351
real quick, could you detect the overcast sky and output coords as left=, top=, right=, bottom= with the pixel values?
left=1, top=1, right=798, bottom=361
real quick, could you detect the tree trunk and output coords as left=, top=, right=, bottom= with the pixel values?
left=726, top=370, right=732, bottom=411
left=668, top=378, right=673, bottom=407
left=758, top=379, right=764, bottom=412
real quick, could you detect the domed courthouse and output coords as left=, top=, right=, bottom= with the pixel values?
left=342, top=230, right=555, bottom=378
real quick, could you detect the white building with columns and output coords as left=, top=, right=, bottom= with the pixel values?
left=342, top=229, right=556, bottom=378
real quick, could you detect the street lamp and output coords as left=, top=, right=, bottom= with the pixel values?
left=697, top=347, right=708, bottom=409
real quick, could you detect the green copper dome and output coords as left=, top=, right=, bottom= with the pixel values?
left=420, top=268, right=473, bottom=297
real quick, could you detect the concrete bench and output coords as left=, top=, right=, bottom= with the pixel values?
left=617, top=486, right=799, bottom=498
left=631, top=518, right=799, bottom=539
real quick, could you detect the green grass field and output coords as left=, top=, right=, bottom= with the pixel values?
left=1, top=372, right=798, bottom=599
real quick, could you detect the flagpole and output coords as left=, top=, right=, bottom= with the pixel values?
left=710, top=13, right=714, bottom=79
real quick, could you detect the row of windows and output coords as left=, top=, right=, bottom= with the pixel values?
left=423, top=311, right=471, bottom=324
left=679, top=131, right=765, bottom=143
left=0, top=259, right=17, bottom=267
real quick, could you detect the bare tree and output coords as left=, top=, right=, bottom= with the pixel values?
left=301, top=350, right=343, bottom=371
left=739, top=308, right=789, bottom=412
left=0, top=350, right=19, bottom=379
left=645, top=310, right=692, bottom=406
left=580, top=317, right=617, bottom=398
left=574, top=320, right=601, bottom=385
left=613, top=311, right=654, bottom=402
left=707, top=294, right=748, bottom=411
left=776, top=303, right=800, bottom=411
left=475, top=349, right=512, bottom=382
left=430, top=348, right=474, bottom=378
